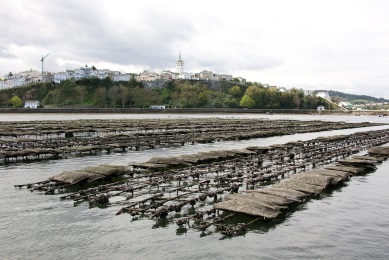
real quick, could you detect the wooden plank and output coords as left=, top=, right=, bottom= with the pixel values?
left=224, top=193, right=286, bottom=211
left=214, top=200, right=280, bottom=219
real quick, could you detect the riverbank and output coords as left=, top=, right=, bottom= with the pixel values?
left=0, top=107, right=352, bottom=114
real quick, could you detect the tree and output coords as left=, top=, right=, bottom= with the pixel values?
left=10, top=95, right=23, bottom=108
left=118, top=84, right=129, bottom=108
left=76, top=85, right=87, bottom=108
left=94, top=87, right=107, bottom=107
left=290, top=88, right=304, bottom=109
left=108, top=86, right=120, bottom=108
left=229, top=85, right=241, bottom=98
left=240, top=95, right=255, bottom=108
left=43, top=89, right=61, bottom=106
left=130, top=87, right=161, bottom=107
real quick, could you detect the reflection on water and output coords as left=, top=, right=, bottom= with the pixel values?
left=0, top=114, right=389, bottom=260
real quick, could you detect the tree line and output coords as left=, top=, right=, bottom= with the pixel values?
left=0, top=77, right=331, bottom=109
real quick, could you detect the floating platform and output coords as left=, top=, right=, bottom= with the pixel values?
left=14, top=129, right=389, bottom=236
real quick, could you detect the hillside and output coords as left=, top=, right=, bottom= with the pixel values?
left=317, top=90, right=389, bottom=103
left=0, top=78, right=331, bottom=110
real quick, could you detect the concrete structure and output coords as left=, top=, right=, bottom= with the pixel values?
left=198, top=70, right=216, bottom=80
left=24, top=100, right=40, bottom=108
left=217, top=74, right=233, bottom=81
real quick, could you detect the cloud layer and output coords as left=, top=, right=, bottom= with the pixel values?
left=1, top=0, right=389, bottom=98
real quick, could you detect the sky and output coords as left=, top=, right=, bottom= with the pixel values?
left=1, top=0, right=389, bottom=99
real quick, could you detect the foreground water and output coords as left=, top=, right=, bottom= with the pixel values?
left=0, top=113, right=388, bottom=260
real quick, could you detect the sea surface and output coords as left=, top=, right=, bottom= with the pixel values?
left=0, top=113, right=388, bottom=260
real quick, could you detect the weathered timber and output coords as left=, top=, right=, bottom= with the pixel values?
left=242, top=192, right=297, bottom=206
left=214, top=200, right=281, bottom=219
left=324, top=165, right=365, bottom=175
left=224, top=193, right=287, bottom=211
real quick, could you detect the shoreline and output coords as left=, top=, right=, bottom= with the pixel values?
left=0, top=108, right=359, bottom=115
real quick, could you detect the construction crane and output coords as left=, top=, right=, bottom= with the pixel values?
left=41, top=53, right=50, bottom=76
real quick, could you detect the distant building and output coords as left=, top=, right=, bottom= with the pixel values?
left=338, top=101, right=353, bottom=109
left=199, top=70, right=216, bottom=80
left=178, top=72, right=191, bottom=80
left=111, top=71, right=132, bottom=81
left=176, top=53, right=184, bottom=74
left=217, top=74, right=233, bottom=81
left=317, top=105, right=325, bottom=111
left=316, top=91, right=331, bottom=101
left=0, top=70, right=40, bottom=90
left=236, top=77, right=246, bottom=84
left=24, top=100, right=40, bottom=109
left=150, top=105, right=166, bottom=109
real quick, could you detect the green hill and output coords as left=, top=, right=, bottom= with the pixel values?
left=0, top=78, right=331, bottom=110
left=316, top=90, right=389, bottom=103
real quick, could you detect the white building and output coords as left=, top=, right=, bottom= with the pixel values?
left=160, top=70, right=178, bottom=80
left=136, top=70, right=161, bottom=81
left=176, top=53, right=184, bottom=74
left=0, top=70, right=40, bottom=89
left=150, top=105, right=166, bottom=109
left=111, top=72, right=132, bottom=82
left=53, top=71, right=71, bottom=83
left=178, top=72, right=191, bottom=80
left=24, top=100, right=40, bottom=108
left=316, top=91, right=331, bottom=101
left=237, top=77, right=246, bottom=84
left=74, top=65, right=94, bottom=80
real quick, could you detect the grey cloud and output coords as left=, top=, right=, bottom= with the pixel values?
left=0, top=48, right=17, bottom=59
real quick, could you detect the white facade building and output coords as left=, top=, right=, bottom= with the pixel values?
left=176, top=53, right=184, bottom=74
left=0, top=70, right=40, bottom=89
left=53, top=71, right=71, bottom=83
left=316, top=91, right=331, bottom=101
left=24, top=100, right=40, bottom=108
left=111, top=73, right=132, bottom=82
left=178, top=72, right=191, bottom=80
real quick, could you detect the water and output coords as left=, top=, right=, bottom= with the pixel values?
left=0, top=113, right=388, bottom=260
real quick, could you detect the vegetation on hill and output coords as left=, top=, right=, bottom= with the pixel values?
left=316, top=90, right=389, bottom=104
left=0, top=77, right=331, bottom=109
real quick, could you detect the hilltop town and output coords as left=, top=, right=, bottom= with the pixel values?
left=0, top=53, right=246, bottom=89
left=0, top=54, right=388, bottom=111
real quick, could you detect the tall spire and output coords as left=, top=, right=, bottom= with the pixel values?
left=176, top=52, right=184, bottom=74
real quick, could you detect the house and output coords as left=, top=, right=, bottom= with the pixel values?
left=317, top=105, right=325, bottom=111
left=150, top=105, right=166, bottom=109
left=316, top=91, right=331, bottom=101
left=217, top=74, right=232, bottom=81
left=24, top=100, right=40, bottom=109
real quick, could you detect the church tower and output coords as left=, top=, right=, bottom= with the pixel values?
left=176, top=52, right=184, bottom=74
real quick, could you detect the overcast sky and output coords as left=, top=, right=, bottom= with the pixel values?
left=1, top=0, right=389, bottom=98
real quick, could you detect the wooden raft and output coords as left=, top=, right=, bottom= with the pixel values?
left=214, top=147, right=388, bottom=219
